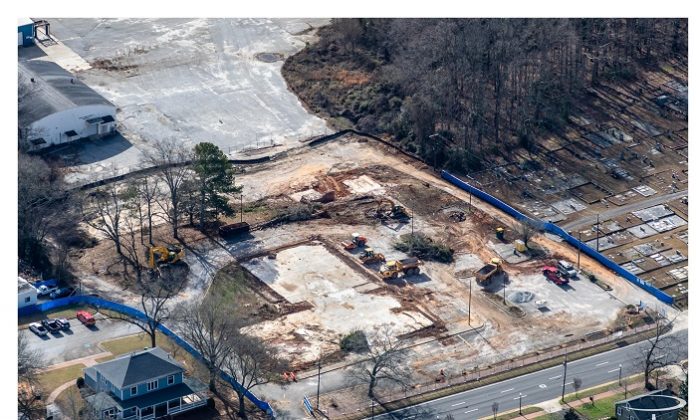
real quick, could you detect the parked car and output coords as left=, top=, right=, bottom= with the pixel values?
left=557, top=260, right=578, bottom=278
left=76, top=310, right=96, bottom=327
left=29, top=322, right=48, bottom=337
left=41, top=319, right=62, bottom=333
left=56, top=318, right=71, bottom=330
left=37, top=285, right=58, bottom=297
left=49, top=287, right=75, bottom=299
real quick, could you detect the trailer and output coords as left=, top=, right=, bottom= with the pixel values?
left=219, top=221, right=251, bottom=238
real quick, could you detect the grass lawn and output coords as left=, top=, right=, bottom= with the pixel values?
left=99, top=332, right=206, bottom=379
left=574, top=389, right=643, bottom=418
left=560, top=375, right=642, bottom=404
left=486, top=406, right=544, bottom=419
left=203, top=263, right=268, bottom=324
left=38, top=364, right=86, bottom=394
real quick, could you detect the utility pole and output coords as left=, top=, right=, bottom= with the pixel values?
left=595, top=213, right=600, bottom=251
left=503, top=279, right=507, bottom=305
left=561, top=353, right=568, bottom=402
left=240, top=194, right=243, bottom=223
left=316, top=358, right=322, bottom=412
left=468, top=278, right=472, bottom=326
left=518, top=392, right=522, bottom=414
left=575, top=231, right=581, bottom=270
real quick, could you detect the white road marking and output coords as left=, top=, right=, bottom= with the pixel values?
left=565, top=382, right=574, bottom=386
left=596, top=361, right=609, bottom=366
left=464, top=408, right=479, bottom=414
left=608, top=368, right=621, bottom=373
left=549, top=375, right=562, bottom=380
left=451, top=401, right=467, bottom=407
left=501, top=388, right=514, bottom=393
left=513, top=395, right=528, bottom=400
left=539, top=384, right=547, bottom=388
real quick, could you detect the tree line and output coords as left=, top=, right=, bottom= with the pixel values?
left=284, top=18, right=687, bottom=171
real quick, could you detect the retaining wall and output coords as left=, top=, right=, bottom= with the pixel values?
left=440, top=170, right=674, bottom=304
left=19, top=296, right=275, bottom=417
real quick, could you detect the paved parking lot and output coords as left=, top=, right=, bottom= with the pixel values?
left=23, top=316, right=140, bottom=365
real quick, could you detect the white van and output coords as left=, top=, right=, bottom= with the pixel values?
left=557, top=260, right=578, bottom=278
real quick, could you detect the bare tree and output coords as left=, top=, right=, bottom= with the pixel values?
left=219, top=334, right=285, bottom=418
left=351, top=327, right=411, bottom=398
left=18, top=332, right=45, bottom=420
left=144, top=139, right=192, bottom=239
left=112, top=276, right=184, bottom=348
left=573, top=377, right=582, bottom=399
left=175, top=295, right=240, bottom=391
left=634, top=312, right=685, bottom=389
left=519, top=219, right=543, bottom=247
left=138, top=177, right=161, bottom=245
left=83, top=185, right=124, bottom=255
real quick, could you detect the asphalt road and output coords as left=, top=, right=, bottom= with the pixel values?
left=560, top=190, right=687, bottom=232
left=371, top=329, right=687, bottom=419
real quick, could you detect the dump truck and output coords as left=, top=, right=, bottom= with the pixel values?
left=359, top=248, right=386, bottom=265
left=476, top=258, right=503, bottom=285
left=542, top=266, right=568, bottom=285
left=219, top=221, right=251, bottom=238
left=379, top=257, right=421, bottom=280
left=342, top=233, right=367, bottom=250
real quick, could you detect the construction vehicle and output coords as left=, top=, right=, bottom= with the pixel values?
left=219, top=221, right=251, bottom=238
left=342, top=233, right=367, bottom=250
left=542, top=266, right=568, bottom=286
left=495, top=227, right=505, bottom=240
left=476, top=258, right=504, bottom=285
left=373, top=198, right=410, bottom=221
left=557, top=260, right=578, bottom=278
left=146, top=245, right=186, bottom=269
left=379, top=257, right=421, bottom=280
left=359, top=248, right=386, bottom=265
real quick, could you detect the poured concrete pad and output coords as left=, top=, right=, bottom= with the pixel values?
left=241, top=244, right=432, bottom=363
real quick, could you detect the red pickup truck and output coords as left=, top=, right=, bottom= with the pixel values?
left=542, top=266, right=568, bottom=286
left=76, top=310, right=96, bottom=326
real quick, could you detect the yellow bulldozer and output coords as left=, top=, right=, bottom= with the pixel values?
left=359, top=247, right=386, bottom=265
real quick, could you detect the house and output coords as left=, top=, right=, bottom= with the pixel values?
left=18, top=18, right=34, bottom=47
left=18, top=60, right=117, bottom=151
left=18, top=277, right=37, bottom=308
left=615, top=389, right=686, bottom=420
left=83, top=347, right=209, bottom=420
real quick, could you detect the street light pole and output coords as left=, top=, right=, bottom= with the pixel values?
left=316, top=358, right=321, bottom=412
left=240, top=194, right=243, bottom=223
left=561, top=353, right=568, bottom=402
left=595, top=213, right=600, bottom=251
left=519, top=392, right=522, bottom=414
left=618, top=364, right=622, bottom=386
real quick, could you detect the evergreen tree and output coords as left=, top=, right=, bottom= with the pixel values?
left=192, top=142, right=243, bottom=227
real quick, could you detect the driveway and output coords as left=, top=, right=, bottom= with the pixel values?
left=23, top=316, right=141, bottom=365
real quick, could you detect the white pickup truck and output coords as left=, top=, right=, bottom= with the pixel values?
left=557, top=260, right=578, bottom=278
left=37, top=284, right=58, bottom=297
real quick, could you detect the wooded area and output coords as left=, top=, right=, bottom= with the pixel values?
left=283, top=18, right=687, bottom=170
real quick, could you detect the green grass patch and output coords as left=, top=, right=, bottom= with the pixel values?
left=560, top=375, right=642, bottom=404
left=394, top=233, right=454, bottom=263
left=485, top=406, right=543, bottom=420
left=203, top=263, right=272, bottom=324
left=574, top=391, right=642, bottom=418
left=38, top=364, right=85, bottom=393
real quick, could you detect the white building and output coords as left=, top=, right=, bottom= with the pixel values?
left=18, top=277, right=38, bottom=308
left=18, top=60, right=116, bottom=151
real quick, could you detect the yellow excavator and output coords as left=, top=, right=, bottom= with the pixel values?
left=146, top=246, right=188, bottom=280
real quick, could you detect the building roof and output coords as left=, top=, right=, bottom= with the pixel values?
left=18, top=18, right=34, bottom=27
left=91, top=347, right=184, bottom=389
left=18, top=277, right=36, bottom=293
left=18, top=60, right=114, bottom=127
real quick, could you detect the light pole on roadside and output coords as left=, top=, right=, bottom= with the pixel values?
left=595, top=213, right=600, bottom=251
left=561, top=353, right=568, bottom=402
left=518, top=392, right=522, bottom=414
left=239, top=194, right=243, bottom=223
left=316, top=357, right=322, bottom=413
left=468, top=278, right=473, bottom=325
left=618, top=364, right=622, bottom=386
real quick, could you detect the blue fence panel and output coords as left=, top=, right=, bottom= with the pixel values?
left=19, top=295, right=275, bottom=417
left=440, top=170, right=674, bottom=305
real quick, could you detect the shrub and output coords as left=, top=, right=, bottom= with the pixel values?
left=395, top=233, right=454, bottom=263
left=340, top=330, right=369, bottom=353
left=76, top=377, right=85, bottom=388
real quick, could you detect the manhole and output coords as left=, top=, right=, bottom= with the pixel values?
left=256, top=52, right=284, bottom=63
left=509, top=291, right=535, bottom=304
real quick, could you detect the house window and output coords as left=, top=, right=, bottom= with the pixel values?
left=147, top=380, right=158, bottom=391
left=167, top=375, right=174, bottom=385
left=24, top=296, right=31, bottom=303
left=130, top=386, right=137, bottom=396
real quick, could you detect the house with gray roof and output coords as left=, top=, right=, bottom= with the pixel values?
left=18, top=59, right=116, bottom=151
left=83, top=347, right=209, bottom=420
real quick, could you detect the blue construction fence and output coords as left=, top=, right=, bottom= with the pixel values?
left=440, top=170, right=674, bottom=305
left=19, top=295, right=275, bottom=417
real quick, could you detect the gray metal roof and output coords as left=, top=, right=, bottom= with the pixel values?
left=92, top=347, right=184, bottom=389
left=18, top=60, right=114, bottom=127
